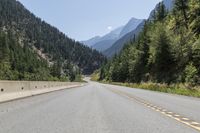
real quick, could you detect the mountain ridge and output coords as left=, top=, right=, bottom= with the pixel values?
left=82, top=18, right=143, bottom=52
left=0, top=0, right=106, bottom=81
left=119, top=17, right=143, bottom=38
left=104, top=0, right=174, bottom=58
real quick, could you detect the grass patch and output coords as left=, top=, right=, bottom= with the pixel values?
left=101, top=81, right=200, bottom=98
left=91, top=71, right=100, bottom=81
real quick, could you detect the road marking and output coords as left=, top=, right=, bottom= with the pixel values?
left=192, top=122, right=200, bottom=125
left=182, top=118, right=190, bottom=120
left=108, top=88, right=200, bottom=132
left=167, top=112, right=173, bottom=114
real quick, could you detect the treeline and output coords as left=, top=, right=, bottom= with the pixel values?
left=99, top=0, right=200, bottom=86
left=0, top=31, right=52, bottom=81
left=0, top=0, right=106, bottom=81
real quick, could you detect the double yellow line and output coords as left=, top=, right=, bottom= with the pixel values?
left=108, top=88, right=200, bottom=132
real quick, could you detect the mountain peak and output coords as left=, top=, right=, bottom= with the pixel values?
left=107, top=26, right=124, bottom=37
left=129, top=17, right=142, bottom=21
left=149, top=0, right=174, bottom=19
left=82, top=17, right=144, bottom=52
left=119, top=18, right=144, bottom=38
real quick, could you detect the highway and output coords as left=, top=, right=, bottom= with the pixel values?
left=0, top=80, right=200, bottom=133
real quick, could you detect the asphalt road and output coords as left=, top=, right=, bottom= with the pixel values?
left=0, top=80, right=200, bottom=133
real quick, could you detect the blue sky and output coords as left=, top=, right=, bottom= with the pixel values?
left=19, top=0, right=161, bottom=41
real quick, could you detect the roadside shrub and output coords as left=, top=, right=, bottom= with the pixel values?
left=184, top=63, right=199, bottom=87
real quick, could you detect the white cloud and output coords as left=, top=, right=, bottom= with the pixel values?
left=107, top=26, right=112, bottom=31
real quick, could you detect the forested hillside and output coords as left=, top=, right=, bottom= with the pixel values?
left=0, top=0, right=106, bottom=81
left=103, top=0, right=174, bottom=58
left=99, top=0, right=200, bottom=86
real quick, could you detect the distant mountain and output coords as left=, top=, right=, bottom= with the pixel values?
left=103, top=21, right=145, bottom=57
left=91, top=26, right=124, bottom=52
left=119, top=18, right=143, bottom=38
left=163, top=0, right=174, bottom=10
left=99, top=0, right=200, bottom=85
left=81, top=36, right=101, bottom=47
left=0, top=0, right=106, bottom=81
left=149, top=0, right=174, bottom=19
left=104, top=0, right=174, bottom=58
left=92, top=39, right=117, bottom=52
left=82, top=18, right=143, bottom=52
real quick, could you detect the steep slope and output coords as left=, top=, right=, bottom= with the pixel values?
left=91, top=26, right=124, bottom=52
left=149, top=0, right=174, bottom=19
left=104, top=21, right=145, bottom=57
left=163, top=0, right=174, bottom=10
left=0, top=31, right=54, bottom=81
left=104, top=0, right=174, bottom=58
left=99, top=0, right=200, bottom=86
left=81, top=36, right=101, bottom=47
left=92, top=39, right=117, bottom=52
left=82, top=17, right=143, bottom=52
left=0, top=0, right=106, bottom=80
left=119, top=18, right=143, bottom=38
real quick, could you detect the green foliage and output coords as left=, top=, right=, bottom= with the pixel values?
left=150, top=24, right=176, bottom=83
left=0, top=32, right=9, bottom=64
left=155, top=2, right=168, bottom=21
left=174, top=0, right=189, bottom=29
left=184, top=63, right=199, bottom=86
left=91, top=70, right=100, bottom=81
left=192, top=38, right=200, bottom=73
left=0, top=31, right=54, bottom=81
left=99, top=0, right=200, bottom=87
left=188, top=0, right=200, bottom=36
left=51, top=61, right=62, bottom=78
left=0, top=0, right=106, bottom=81
left=73, top=74, right=82, bottom=82
left=104, top=81, right=200, bottom=98
left=130, top=22, right=150, bottom=83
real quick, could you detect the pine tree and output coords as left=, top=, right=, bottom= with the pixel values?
left=51, top=61, right=62, bottom=78
left=153, top=28, right=176, bottom=83
left=98, top=0, right=200, bottom=86
left=192, top=38, right=200, bottom=75
left=188, top=0, right=200, bottom=35
left=130, top=22, right=150, bottom=82
left=174, top=0, right=189, bottom=29
left=156, top=2, right=167, bottom=21
left=0, top=33, right=3, bottom=62
left=0, top=32, right=10, bottom=64
left=0, top=0, right=106, bottom=80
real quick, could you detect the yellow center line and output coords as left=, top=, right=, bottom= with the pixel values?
left=108, top=88, right=200, bottom=132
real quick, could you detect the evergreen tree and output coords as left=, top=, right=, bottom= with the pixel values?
left=129, top=22, right=150, bottom=82
left=155, top=2, right=168, bottom=21
left=0, top=32, right=10, bottom=64
left=151, top=27, right=176, bottom=83
left=174, top=0, right=189, bottom=29
left=188, top=0, right=200, bottom=35
left=51, top=61, right=62, bottom=78
left=0, top=0, right=106, bottom=81
left=192, top=38, right=200, bottom=75
left=99, top=0, right=200, bottom=86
